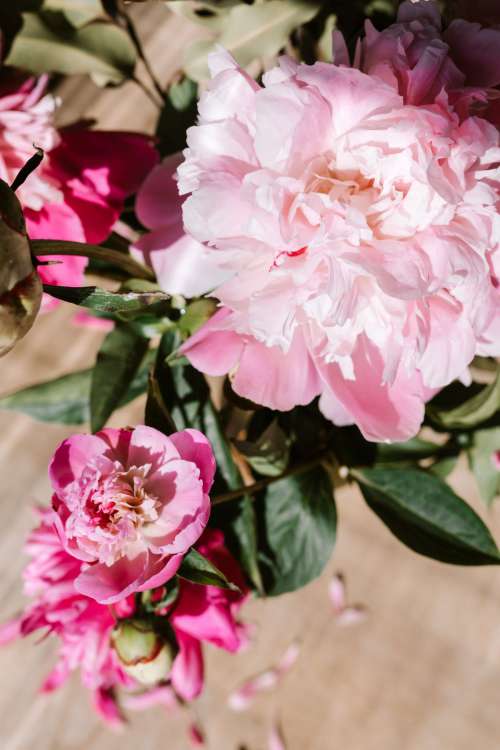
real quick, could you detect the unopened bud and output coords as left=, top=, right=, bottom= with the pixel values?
left=0, top=180, right=42, bottom=357
left=112, top=619, right=175, bottom=687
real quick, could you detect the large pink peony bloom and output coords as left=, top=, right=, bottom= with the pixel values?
left=169, top=528, right=249, bottom=701
left=49, top=426, right=215, bottom=604
left=166, top=9, right=500, bottom=442
left=0, top=72, right=158, bottom=300
left=0, top=509, right=134, bottom=727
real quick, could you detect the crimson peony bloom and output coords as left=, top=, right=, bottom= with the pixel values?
left=0, top=71, right=158, bottom=300
left=147, top=3, right=500, bottom=442
left=49, top=426, right=215, bottom=604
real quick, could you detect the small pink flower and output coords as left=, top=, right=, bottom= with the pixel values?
left=0, top=71, right=158, bottom=304
left=170, top=528, right=249, bottom=701
left=49, top=426, right=215, bottom=604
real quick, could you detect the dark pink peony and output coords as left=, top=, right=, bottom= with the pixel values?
left=49, top=426, right=215, bottom=604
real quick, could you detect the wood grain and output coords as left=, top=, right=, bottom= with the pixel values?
left=1, top=6, right=500, bottom=749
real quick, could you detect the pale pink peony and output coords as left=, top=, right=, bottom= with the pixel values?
left=0, top=72, right=158, bottom=302
left=170, top=35, right=500, bottom=441
left=0, top=509, right=134, bottom=727
left=169, top=528, right=249, bottom=701
left=49, top=426, right=215, bottom=604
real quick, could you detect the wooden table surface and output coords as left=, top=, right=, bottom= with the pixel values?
left=1, top=6, right=500, bottom=749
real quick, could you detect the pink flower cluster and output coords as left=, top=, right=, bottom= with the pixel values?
left=0, top=71, right=158, bottom=306
left=137, top=0, right=500, bottom=443
left=1, top=427, right=248, bottom=724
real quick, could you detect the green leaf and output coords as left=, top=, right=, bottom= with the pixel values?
left=235, top=420, right=290, bottom=477
left=0, top=349, right=155, bottom=424
left=156, top=77, right=198, bottom=157
left=90, top=325, right=148, bottom=432
left=43, top=284, right=170, bottom=318
left=183, top=0, right=321, bottom=82
left=261, top=467, right=336, bottom=595
left=232, top=495, right=263, bottom=594
left=468, top=428, right=500, bottom=506
left=353, top=467, right=500, bottom=565
left=376, top=437, right=442, bottom=464
left=7, top=13, right=136, bottom=84
left=178, top=548, right=240, bottom=591
left=427, top=369, right=500, bottom=430
left=44, top=0, right=104, bottom=27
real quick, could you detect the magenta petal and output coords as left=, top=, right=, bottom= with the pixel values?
left=169, top=429, right=216, bottom=494
left=93, top=688, right=125, bottom=730
left=74, top=552, right=148, bottom=605
left=136, top=153, right=184, bottom=229
left=170, top=631, right=204, bottom=701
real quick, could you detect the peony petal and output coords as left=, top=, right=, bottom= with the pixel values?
left=49, top=433, right=111, bottom=493
left=169, top=429, right=216, bottom=494
left=188, top=722, right=206, bottom=747
left=181, top=308, right=244, bottom=377
left=269, top=722, right=287, bottom=750
left=135, top=153, right=184, bottom=230
left=228, top=642, right=300, bottom=711
left=170, top=631, right=204, bottom=701
left=93, top=688, right=125, bottom=730
left=122, top=686, right=178, bottom=711
left=74, top=551, right=149, bottom=605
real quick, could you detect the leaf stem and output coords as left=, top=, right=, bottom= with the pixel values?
left=132, top=75, right=163, bottom=109
left=121, top=8, right=168, bottom=104
left=212, top=453, right=329, bottom=506
left=30, top=239, right=155, bottom=281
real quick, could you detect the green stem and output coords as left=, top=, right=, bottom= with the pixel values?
left=122, top=9, right=167, bottom=104
left=132, top=76, right=163, bottom=109
left=212, top=453, right=328, bottom=506
left=30, top=239, right=155, bottom=282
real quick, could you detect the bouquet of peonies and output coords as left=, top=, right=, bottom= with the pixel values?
left=0, top=0, right=499, bottom=744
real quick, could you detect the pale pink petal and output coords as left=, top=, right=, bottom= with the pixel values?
left=328, top=574, right=346, bottom=615
left=49, top=433, right=111, bottom=493
left=269, top=722, right=287, bottom=750
left=181, top=309, right=244, bottom=377
left=228, top=642, right=300, bottom=711
left=336, top=606, right=368, bottom=627
left=0, top=618, right=21, bottom=644
left=122, top=686, right=178, bottom=711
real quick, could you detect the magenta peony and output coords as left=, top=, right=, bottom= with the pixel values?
left=0, top=512, right=247, bottom=725
left=168, top=3, right=500, bottom=442
left=49, top=426, right=215, bottom=604
left=0, top=509, right=134, bottom=727
left=0, top=72, right=158, bottom=298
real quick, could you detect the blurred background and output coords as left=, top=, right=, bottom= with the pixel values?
left=1, top=3, right=500, bottom=749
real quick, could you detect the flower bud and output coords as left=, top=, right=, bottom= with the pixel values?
left=112, top=619, right=175, bottom=687
left=0, top=179, right=42, bottom=357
